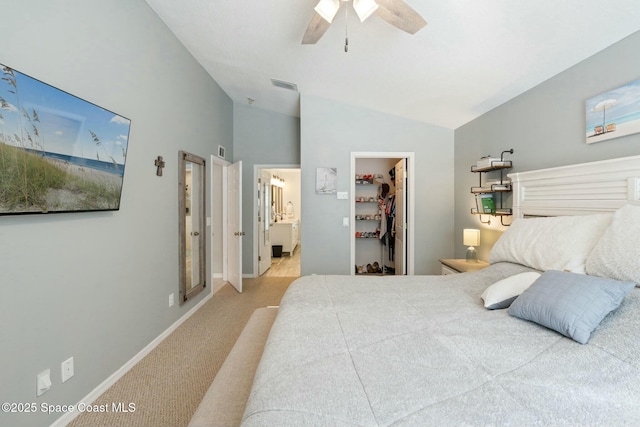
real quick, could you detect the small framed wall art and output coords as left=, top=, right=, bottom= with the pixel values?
left=316, top=167, right=337, bottom=194
left=585, top=78, right=640, bottom=144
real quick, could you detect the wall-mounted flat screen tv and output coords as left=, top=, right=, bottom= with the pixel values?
left=0, top=62, right=131, bottom=216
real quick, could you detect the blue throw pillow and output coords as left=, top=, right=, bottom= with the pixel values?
left=508, top=270, right=635, bottom=344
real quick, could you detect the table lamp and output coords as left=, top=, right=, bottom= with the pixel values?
left=463, top=229, right=480, bottom=262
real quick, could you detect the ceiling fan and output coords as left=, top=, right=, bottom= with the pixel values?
left=302, top=0, right=427, bottom=46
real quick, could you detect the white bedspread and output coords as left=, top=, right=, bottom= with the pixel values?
left=242, top=262, right=640, bottom=426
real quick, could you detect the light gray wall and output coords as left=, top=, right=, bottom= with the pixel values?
left=232, top=103, right=300, bottom=275
left=300, top=95, right=455, bottom=275
left=0, top=2, right=232, bottom=426
left=454, top=30, right=640, bottom=261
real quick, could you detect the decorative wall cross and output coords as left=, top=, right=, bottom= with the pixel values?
left=155, top=156, right=165, bottom=176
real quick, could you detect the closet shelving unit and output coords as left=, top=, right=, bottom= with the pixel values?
left=470, top=149, right=514, bottom=226
left=355, top=175, right=384, bottom=274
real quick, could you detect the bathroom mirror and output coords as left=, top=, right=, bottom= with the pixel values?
left=179, top=150, right=206, bottom=304
left=271, top=184, right=283, bottom=219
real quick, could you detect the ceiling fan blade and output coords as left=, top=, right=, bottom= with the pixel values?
left=375, top=0, right=427, bottom=35
left=302, top=12, right=332, bottom=44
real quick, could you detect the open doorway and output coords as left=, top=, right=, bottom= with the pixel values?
left=210, top=156, right=244, bottom=293
left=350, top=152, right=415, bottom=275
left=210, top=157, right=226, bottom=293
left=254, top=166, right=301, bottom=277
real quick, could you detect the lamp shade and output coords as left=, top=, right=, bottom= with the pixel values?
left=314, top=0, right=340, bottom=23
left=463, top=229, right=481, bottom=247
left=353, top=0, right=379, bottom=22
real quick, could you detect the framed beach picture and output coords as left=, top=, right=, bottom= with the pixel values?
left=585, top=78, right=640, bottom=144
left=0, top=62, right=131, bottom=215
left=316, top=167, right=337, bottom=194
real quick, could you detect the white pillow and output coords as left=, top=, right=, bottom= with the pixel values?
left=489, top=214, right=612, bottom=273
left=481, top=272, right=541, bottom=309
left=586, top=204, right=640, bottom=285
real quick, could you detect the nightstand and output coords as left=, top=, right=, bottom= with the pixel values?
left=439, top=258, right=489, bottom=275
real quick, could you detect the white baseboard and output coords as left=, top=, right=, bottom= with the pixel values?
left=50, top=291, right=213, bottom=427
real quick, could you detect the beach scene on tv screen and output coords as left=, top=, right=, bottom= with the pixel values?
left=0, top=63, right=131, bottom=215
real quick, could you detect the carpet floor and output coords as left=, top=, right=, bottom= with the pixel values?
left=68, top=276, right=294, bottom=427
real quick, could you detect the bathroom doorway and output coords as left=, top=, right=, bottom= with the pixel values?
left=254, top=166, right=301, bottom=277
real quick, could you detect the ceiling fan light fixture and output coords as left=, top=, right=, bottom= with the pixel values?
left=353, top=0, right=379, bottom=22
left=314, top=0, right=340, bottom=23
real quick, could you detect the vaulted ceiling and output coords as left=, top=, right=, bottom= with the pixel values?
left=145, top=0, right=640, bottom=129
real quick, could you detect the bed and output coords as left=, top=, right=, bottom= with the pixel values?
left=241, top=155, right=640, bottom=426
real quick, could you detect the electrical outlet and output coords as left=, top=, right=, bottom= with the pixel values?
left=169, top=293, right=174, bottom=307
left=61, top=357, right=74, bottom=383
left=36, top=369, right=51, bottom=396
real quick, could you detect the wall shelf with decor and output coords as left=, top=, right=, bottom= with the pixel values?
left=470, top=149, right=514, bottom=226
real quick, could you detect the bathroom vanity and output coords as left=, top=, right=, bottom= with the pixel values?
left=270, top=219, right=299, bottom=256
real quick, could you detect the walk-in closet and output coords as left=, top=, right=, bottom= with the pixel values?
left=353, top=156, right=409, bottom=275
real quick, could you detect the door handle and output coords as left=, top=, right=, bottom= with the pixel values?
left=234, top=231, right=246, bottom=236
left=192, top=231, right=200, bottom=236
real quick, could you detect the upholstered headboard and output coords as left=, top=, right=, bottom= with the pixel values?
left=509, top=155, right=640, bottom=218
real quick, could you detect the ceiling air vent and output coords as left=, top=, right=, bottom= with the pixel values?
left=271, top=78, right=298, bottom=92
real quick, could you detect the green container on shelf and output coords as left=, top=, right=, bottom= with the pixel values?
left=480, top=194, right=495, bottom=214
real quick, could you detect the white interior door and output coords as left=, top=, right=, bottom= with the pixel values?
left=394, top=158, right=407, bottom=275
left=228, top=161, right=243, bottom=292
left=258, top=169, right=272, bottom=275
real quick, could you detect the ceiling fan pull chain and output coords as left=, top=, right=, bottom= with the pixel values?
left=345, top=3, right=349, bottom=52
